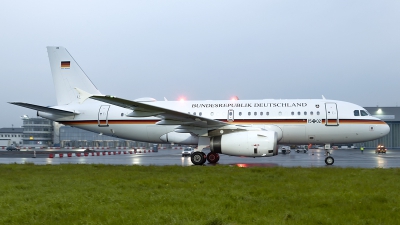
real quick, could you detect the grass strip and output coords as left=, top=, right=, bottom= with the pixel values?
left=0, top=164, right=399, bottom=225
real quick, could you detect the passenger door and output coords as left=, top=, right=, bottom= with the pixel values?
left=98, top=105, right=110, bottom=127
left=325, top=103, right=338, bottom=126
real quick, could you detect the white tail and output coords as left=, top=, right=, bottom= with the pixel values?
left=47, top=46, right=102, bottom=105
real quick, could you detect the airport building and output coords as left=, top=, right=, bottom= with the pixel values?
left=0, top=127, right=24, bottom=147
left=21, top=116, right=53, bottom=148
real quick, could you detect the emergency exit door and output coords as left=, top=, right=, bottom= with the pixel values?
left=98, top=105, right=110, bottom=127
left=325, top=103, right=338, bottom=126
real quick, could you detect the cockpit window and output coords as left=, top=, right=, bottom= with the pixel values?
left=360, top=110, right=369, bottom=116
left=354, top=110, right=360, bottom=116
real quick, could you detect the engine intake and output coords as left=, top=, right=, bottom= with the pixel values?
left=210, top=131, right=278, bottom=157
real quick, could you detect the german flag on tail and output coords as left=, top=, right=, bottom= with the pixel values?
left=61, top=61, right=70, bottom=69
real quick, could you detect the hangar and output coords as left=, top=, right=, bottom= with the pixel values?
left=358, top=107, right=400, bottom=148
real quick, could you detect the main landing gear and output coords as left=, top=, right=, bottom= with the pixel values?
left=190, top=152, right=220, bottom=165
left=206, top=152, right=220, bottom=164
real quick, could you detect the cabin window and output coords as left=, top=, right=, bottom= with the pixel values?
left=291, top=112, right=294, bottom=115
left=279, top=111, right=282, bottom=116
left=199, top=112, right=202, bottom=116
left=260, top=112, right=263, bottom=116
left=310, top=111, right=313, bottom=115
left=248, top=112, right=251, bottom=116
left=239, top=112, right=242, bottom=116
left=266, top=112, right=269, bottom=116
left=304, top=111, right=307, bottom=115
left=211, top=112, right=214, bottom=116
left=354, top=110, right=360, bottom=116
left=297, top=111, right=301, bottom=115
left=121, top=113, right=124, bottom=117
left=360, top=110, right=368, bottom=116
left=193, top=112, right=196, bottom=116
left=254, top=112, right=257, bottom=116
left=317, top=111, right=320, bottom=115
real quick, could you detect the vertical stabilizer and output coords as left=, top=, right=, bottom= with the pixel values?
left=47, top=46, right=102, bottom=105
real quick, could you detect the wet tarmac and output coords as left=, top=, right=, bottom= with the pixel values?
left=0, top=148, right=399, bottom=168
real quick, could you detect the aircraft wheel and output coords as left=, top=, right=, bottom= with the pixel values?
left=191, top=152, right=206, bottom=165
left=296, top=150, right=300, bottom=153
left=207, top=152, right=220, bottom=163
left=325, top=156, right=334, bottom=165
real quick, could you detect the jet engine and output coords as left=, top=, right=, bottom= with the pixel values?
left=210, top=131, right=278, bottom=157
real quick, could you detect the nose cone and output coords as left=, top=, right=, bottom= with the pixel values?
left=379, top=122, right=390, bottom=137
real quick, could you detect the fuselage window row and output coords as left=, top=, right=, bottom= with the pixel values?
left=190, top=111, right=322, bottom=117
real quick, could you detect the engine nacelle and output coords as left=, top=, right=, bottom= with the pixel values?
left=210, top=131, right=278, bottom=157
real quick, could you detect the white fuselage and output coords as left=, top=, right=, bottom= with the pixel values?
left=39, top=98, right=390, bottom=145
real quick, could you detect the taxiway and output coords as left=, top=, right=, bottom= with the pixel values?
left=0, top=148, right=399, bottom=168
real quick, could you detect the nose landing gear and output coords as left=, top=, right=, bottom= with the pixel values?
left=325, top=156, right=334, bottom=165
left=324, top=144, right=334, bottom=165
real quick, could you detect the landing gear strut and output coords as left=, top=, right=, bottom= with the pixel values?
left=206, top=152, right=220, bottom=163
left=191, top=152, right=206, bottom=165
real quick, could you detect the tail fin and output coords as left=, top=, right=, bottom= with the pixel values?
left=47, top=46, right=102, bottom=105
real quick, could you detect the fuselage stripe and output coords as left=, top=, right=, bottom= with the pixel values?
left=60, top=119, right=386, bottom=126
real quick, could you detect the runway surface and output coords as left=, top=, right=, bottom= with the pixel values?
left=0, top=148, right=399, bottom=168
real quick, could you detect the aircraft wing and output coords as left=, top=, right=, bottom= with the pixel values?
left=9, top=102, right=79, bottom=116
left=90, top=95, right=229, bottom=128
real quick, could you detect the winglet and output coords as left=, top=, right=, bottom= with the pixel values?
left=75, top=87, right=94, bottom=104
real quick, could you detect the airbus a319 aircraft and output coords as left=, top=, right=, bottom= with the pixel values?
left=10, top=47, right=390, bottom=165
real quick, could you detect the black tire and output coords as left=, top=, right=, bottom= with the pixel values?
left=191, top=152, right=206, bottom=165
left=296, top=150, right=300, bottom=153
left=325, top=156, right=334, bottom=165
left=207, top=152, right=220, bottom=163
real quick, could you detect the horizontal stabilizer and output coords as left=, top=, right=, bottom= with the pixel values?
left=9, top=102, right=78, bottom=116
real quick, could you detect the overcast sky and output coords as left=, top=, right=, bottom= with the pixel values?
left=1, top=0, right=399, bottom=127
